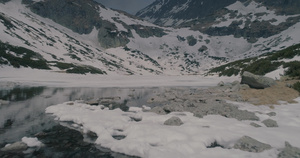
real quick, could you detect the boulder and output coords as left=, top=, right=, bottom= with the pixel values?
left=164, top=116, right=183, bottom=126
left=266, top=112, right=276, bottom=117
left=0, top=142, right=28, bottom=152
left=241, top=71, right=276, bottom=89
left=233, top=136, right=272, bottom=153
left=150, top=107, right=167, bottom=115
left=262, top=119, right=279, bottom=127
left=278, top=142, right=300, bottom=158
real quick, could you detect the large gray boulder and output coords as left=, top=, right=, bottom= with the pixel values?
left=0, top=142, right=28, bottom=152
left=164, top=116, right=183, bottom=126
left=233, top=136, right=272, bottom=153
left=262, top=119, right=279, bottom=127
left=241, top=71, right=276, bottom=89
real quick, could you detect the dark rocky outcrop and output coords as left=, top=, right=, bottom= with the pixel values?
left=98, top=25, right=131, bottom=49
left=255, top=0, right=300, bottom=15
left=136, top=0, right=241, bottom=26
left=202, top=16, right=300, bottom=43
left=29, top=0, right=103, bottom=34
left=28, top=0, right=131, bottom=48
left=137, top=0, right=300, bottom=42
left=130, top=25, right=166, bottom=38
left=241, top=71, right=276, bottom=89
left=186, top=35, right=197, bottom=46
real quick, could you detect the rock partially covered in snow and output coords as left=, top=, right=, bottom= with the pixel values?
left=0, top=142, right=28, bottom=152
left=262, top=119, right=279, bottom=127
left=233, top=136, right=272, bottom=153
left=164, top=116, right=183, bottom=126
left=278, top=142, right=300, bottom=158
left=0, top=99, right=10, bottom=105
left=241, top=71, right=276, bottom=89
left=267, top=112, right=276, bottom=117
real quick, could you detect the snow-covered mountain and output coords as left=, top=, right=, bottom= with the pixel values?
left=136, top=0, right=239, bottom=26
left=137, top=0, right=300, bottom=42
left=137, top=0, right=300, bottom=27
left=1, top=0, right=300, bottom=76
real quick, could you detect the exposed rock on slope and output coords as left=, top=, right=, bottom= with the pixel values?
left=164, top=116, right=184, bottom=126
left=137, top=0, right=300, bottom=42
left=278, top=142, right=300, bottom=158
left=136, top=0, right=240, bottom=26
left=233, top=136, right=272, bottom=153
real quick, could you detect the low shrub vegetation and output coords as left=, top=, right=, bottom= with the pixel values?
left=208, top=43, right=300, bottom=78
left=283, top=61, right=300, bottom=79
left=293, top=82, right=300, bottom=93
left=0, top=41, right=50, bottom=69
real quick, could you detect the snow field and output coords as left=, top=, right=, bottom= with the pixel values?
left=21, top=137, right=43, bottom=148
left=46, top=98, right=300, bottom=158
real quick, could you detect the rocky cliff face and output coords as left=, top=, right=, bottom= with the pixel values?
left=136, top=0, right=241, bottom=26
left=27, top=0, right=129, bottom=48
left=137, top=0, right=300, bottom=26
left=29, top=0, right=103, bottom=34
left=255, top=0, right=300, bottom=15
left=136, top=0, right=245, bottom=26
left=26, top=0, right=165, bottom=49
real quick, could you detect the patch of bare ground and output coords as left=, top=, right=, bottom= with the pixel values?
left=240, top=80, right=300, bottom=106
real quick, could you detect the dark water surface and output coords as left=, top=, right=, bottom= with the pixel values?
left=0, top=85, right=165, bottom=157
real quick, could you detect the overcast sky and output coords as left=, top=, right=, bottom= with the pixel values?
left=94, top=0, right=156, bottom=14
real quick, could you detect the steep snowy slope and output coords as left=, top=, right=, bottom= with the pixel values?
left=0, top=0, right=231, bottom=75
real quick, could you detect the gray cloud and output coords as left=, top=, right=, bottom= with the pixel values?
left=94, top=0, right=155, bottom=14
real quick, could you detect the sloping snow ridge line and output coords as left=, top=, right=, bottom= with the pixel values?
left=46, top=98, right=300, bottom=158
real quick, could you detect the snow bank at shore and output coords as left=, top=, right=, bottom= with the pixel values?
left=46, top=98, right=300, bottom=158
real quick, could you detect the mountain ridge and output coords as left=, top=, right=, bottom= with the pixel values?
left=0, top=0, right=300, bottom=76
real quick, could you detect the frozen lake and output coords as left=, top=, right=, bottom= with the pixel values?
left=0, top=85, right=174, bottom=157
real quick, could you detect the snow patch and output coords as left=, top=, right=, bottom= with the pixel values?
left=21, top=137, right=42, bottom=147
left=45, top=98, right=300, bottom=158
